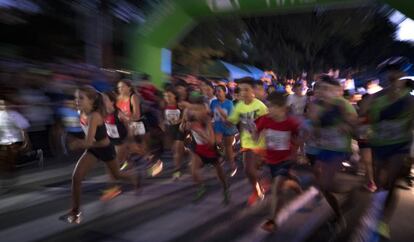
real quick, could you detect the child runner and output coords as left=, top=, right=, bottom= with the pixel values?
left=367, top=60, right=414, bottom=239
left=100, top=91, right=131, bottom=201
left=308, top=76, right=357, bottom=231
left=61, top=86, right=138, bottom=224
left=210, top=85, right=238, bottom=176
left=252, top=92, right=302, bottom=232
left=171, top=81, right=191, bottom=180
left=181, top=91, right=230, bottom=204
left=115, top=80, right=145, bottom=170
left=226, top=77, right=268, bottom=206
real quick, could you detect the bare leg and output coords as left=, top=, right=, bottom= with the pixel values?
left=224, top=135, right=236, bottom=170
left=173, top=141, right=184, bottom=172
left=244, top=150, right=259, bottom=194
left=127, top=141, right=145, bottom=156
left=375, top=154, right=406, bottom=223
left=243, top=150, right=264, bottom=198
left=215, top=132, right=223, bottom=149
left=71, top=152, right=98, bottom=212
left=213, top=162, right=228, bottom=189
left=215, top=133, right=224, bottom=160
left=116, top=143, right=129, bottom=165
left=106, top=143, right=130, bottom=180
left=315, top=159, right=342, bottom=219
left=270, top=176, right=287, bottom=221
left=361, top=148, right=375, bottom=185
left=191, top=152, right=203, bottom=185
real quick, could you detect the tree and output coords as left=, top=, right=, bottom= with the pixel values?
left=243, top=5, right=384, bottom=76
left=173, top=3, right=414, bottom=79
left=172, top=16, right=252, bottom=75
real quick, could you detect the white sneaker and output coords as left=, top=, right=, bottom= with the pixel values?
left=230, top=167, right=238, bottom=177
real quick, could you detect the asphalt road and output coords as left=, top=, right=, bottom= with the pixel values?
left=0, top=152, right=413, bottom=242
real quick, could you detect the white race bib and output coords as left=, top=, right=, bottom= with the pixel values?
left=265, top=130, right=291, bottom=150
left=130, top=121, right=146, bottom=136
left=105, top=123, right=120, bottom=138
left=165, top=109, right=181, bottom=125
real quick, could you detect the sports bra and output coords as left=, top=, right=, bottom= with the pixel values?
left=80, top=114, right=107, bottom=141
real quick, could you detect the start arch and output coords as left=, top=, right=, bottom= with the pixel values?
left=130, top=0, right=414, bottom=87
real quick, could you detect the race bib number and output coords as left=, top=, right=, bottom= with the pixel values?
left=319, top=127, right=347, bottom=150
left=130, top=121, right=146, bottom=136
left=265, top=130, right=291, bottom=150
left=105, top=123, right=120, bottom=138
left=376, top=120, right=405, bottom=141
left=165, top=109, right=181, bottom=125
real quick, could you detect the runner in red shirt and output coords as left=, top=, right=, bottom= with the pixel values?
left=253, top=92, right=303, bottom=232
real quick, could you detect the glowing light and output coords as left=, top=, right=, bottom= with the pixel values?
left=390, top=11, right=414, bottom=42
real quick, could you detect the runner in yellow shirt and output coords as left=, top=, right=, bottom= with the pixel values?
left=221, top=78, right=268, bottom=206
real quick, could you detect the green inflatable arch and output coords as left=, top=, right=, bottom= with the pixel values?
left=131, top=0, right=414, bottom=87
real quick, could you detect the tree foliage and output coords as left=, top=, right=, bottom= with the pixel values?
left=172, top=16, right=251, bottom=75
left=174, top=3, right=414, bottom=78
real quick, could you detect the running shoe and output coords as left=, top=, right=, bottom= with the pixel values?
left=120, top=161, right=129, bottom=171
left=364, top=182, right=377, bottom=193
left=59, top=211, right=82, bottom=224
left=100, top=186, right=122, bottom=202
left=261, top=219, right=277, bottom=232
left=247, top=182, right=266, bottom=206
left=247, top=192, right=264, bottom=206
left=193, top=185, right=207, bottom=202
left=147, top=159, right=163, bottom=177
left=247, top=192, right=259, bottom=206
left=377, top=221, right=391, bottom=239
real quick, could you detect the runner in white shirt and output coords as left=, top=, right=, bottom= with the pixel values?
left=287, top=83, right=307, bottom=117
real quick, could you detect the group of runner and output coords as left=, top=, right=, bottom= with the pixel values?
left=61, top=57, right=414, bottom=240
